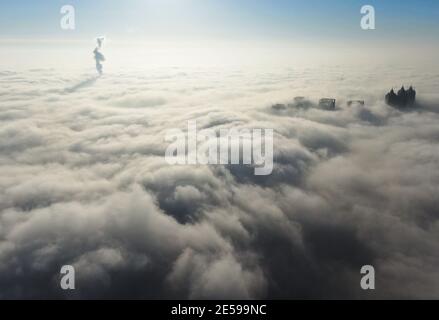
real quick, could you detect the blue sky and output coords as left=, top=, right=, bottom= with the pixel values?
left=0, top=0, right=438, bottom=44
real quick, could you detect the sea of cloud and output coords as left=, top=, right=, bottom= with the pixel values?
left=1, top=59, right=439, bottom=299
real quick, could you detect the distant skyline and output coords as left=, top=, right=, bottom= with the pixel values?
left=1, top=0, right=439, bottom=45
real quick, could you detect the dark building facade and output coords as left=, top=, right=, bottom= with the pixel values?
left=385, top=86, right=416, bottom=108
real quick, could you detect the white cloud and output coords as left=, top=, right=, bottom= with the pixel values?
left=1, top=62, right=439, bottom=299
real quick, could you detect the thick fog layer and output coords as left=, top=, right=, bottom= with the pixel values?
left=1, top=62, right=439, bottom=299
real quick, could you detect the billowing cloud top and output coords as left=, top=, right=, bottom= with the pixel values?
left=1, top=61, right=439, bottom=299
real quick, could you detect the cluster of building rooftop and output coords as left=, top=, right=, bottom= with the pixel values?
left=271, top=86, right=417, bottom=112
